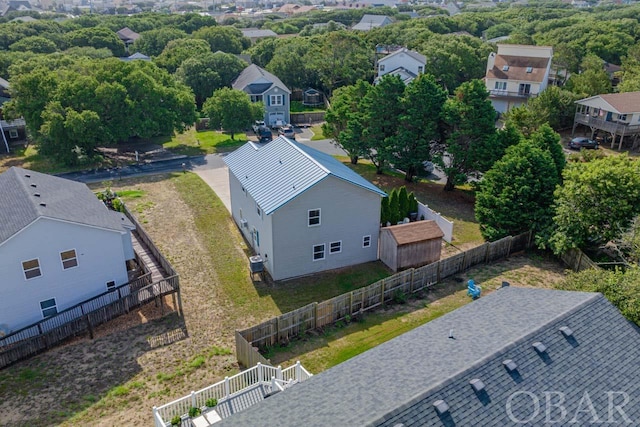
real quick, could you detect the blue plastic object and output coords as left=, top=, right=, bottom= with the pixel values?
left=467, top=279, right=481, bottom=299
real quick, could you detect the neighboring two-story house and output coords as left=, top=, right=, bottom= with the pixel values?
left=573, top=91, right=640, bottom=150
left=224, top=136, right=386, bottom=281
left=0, top=167, right=136, bottom=333
left=232, top=64, right=291, bottom=127
left=375, top=48, right=426, bottom=85
left=485, top=44, right=553, bottom=114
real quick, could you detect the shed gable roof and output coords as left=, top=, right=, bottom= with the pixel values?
left=232, top=64, right=291, bottom=95
left=0, top=167, right=133, bottom=244
left=386, top=220, right=444, bottom=245
left=217, top=287, right=640, bottom=426
left=576, top=91, right=640, bottom=114
left=224, top=137, right=386, bottom=215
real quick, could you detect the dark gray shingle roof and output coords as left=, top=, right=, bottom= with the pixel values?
left=218, top=287, right=640, bottom=426
left=0, top=167, right=133, bottom=244
left=231, top=64, right=290, bottom=95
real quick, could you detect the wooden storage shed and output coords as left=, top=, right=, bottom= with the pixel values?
left=379, top=220, right=444, bottom=272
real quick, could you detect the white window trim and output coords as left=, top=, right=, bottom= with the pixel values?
left=329, top=240, right=342, bottom=254
left=60, top=248, right=79, bottom=270
left=494, top=81, right=507, bottom=90
left=270, top=94, right=283, bottom=106
left=313, top=244, right=325, bottom=261
left=8, top=129, right=18, bottom=139
left=22, top=258, right=42, bottom=280
left=106, top=280, right=116, bottom=291
left=308, top=208, right=321, bottom=227
left=40, top=297, right=57, bottom=318
left=363, top=235, right=372, bottom=248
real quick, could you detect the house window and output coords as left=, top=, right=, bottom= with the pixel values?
left=619, top=114, right=628, bottom=121
left=379, top=64, right=385, bottom=72
left=526, top=66, right=533, bottom=73
left=22, top=258, right=42, bottom=280
left=330, top=241, right=342, bottom=254
left=60, top=249, right=78, bottom=270
left=313, top=244, right=325, bottom=261
left=418, top=66, right=423, bottom=74
left=269, top=95, right=283, bottom=106
left=518, top=83, right=531, bottom=95
left=106, top=281, right=116, bottom=291
left=308, top=209, right=321, bottom=227
left=257, top=205, right=261, bottom=217
left=363, top=235, right=371, bottom=248
left=251, top=95, right=263, bottom=103
left=9, top=129, right=18, bottom=139
left=494, top=81, right=507, bottom=91
left=40, top=298, right=57, bottom=318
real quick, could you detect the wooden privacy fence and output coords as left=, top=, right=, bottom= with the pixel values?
left=0, top=275, right=180, bottom=369
left=236, top=231, right=532, bottom=367
left=560, top=248, right=599, bottom=272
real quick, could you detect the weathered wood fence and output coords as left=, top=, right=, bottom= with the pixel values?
left=290, top=112, right=325, bottom=126
left=560, top=248, right=599, bottom=272
left=236, top=231, right=532, bottom=367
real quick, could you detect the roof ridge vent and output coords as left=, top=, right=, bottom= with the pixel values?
left=39, top=202, right=46, bottom=207
left=34, top=193, right=40, bottom=197
left=469, top=378, right=485, bottom=393
left=559, top=326, right=573, bottom=338
left=532, top=342, right=547, bottom=354
left=432, top=400, right=449, bottom=416
left=24, top=173, right=31, bottom=178
left=503, top=359, right=518, bottom=373
left=30, top=183, right=37, bottom=188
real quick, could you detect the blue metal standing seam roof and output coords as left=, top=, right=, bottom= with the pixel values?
left=224, top=137, right=386, bottom=215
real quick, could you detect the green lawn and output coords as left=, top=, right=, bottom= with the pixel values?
left=310, top=124, right=327, bottom=141
left=161, top=128, right=247, bottom=156
left=0, top=144, right=111, bottom=174
left=290, top=101, right=325, bottom=113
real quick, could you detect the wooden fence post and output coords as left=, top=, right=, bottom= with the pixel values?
left=576, top=250, right=583, bottom=272
left=436, top=260, right=441, bottom=283
left=84, top=314, right=94, bottom=339
left=176, top=284, right=184, bottom=317
left=527, top=229, right=533, bottom=248
left=506, top=236, right=513, bottom=257
left=409, top=269, right=415, bottom=294
left=349, top=292, right=354, bottom=315
left=380, top=280, right=386, bottom=306
left=313, top=302, right=318, bottom=329
left=485, top=242, right=491, bottom=263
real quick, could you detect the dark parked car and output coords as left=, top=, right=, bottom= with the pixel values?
left=568, top=137, right=598, bottom=150
left=278, top=125, right=295, bottom=140
left=256, top=126, right=272, bottom=143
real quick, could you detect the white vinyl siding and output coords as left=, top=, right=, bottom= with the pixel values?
left=60, top=249, right=78, bottom=270
left=22, top=258, right=42, bottom=280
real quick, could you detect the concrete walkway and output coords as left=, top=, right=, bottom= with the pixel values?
left=195, top=167, right=231, bottom=213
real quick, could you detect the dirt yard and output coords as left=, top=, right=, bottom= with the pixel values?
left=0, top=173, right=570, bottom=427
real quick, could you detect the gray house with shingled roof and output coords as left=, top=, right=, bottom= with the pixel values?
left=232, top=64, right=291, bottom=127
left=224, top=137, right=386, bottom=281
left=216, top=286, right=640, bottom=425
left=0, top=167, right=135, bottom=334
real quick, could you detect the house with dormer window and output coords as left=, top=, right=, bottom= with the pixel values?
left=485, top=44, right=553, bottom=114
left=232, top=64, right=291, bottom=127
left=224, top=137, right=386, bottom=281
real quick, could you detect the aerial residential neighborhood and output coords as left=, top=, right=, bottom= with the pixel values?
left=0, top=1, right=639, bottom=426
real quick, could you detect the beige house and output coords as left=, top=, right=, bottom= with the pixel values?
left=485, top=44, right=553, bottom=114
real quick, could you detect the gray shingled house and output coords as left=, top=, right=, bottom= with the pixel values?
left=0, top=167, right=135, bottom=333
left=216, top=286, right=640, bottom=426
left=232, top=64, right=291, bottom=127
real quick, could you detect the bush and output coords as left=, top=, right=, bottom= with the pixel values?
left=205, top=398, right=218, bottom=408
left=188, top=407, right=201, bottom=417
left=171, top=415, right=181, bottom=426
left=393, top=289, right=407, bottom=304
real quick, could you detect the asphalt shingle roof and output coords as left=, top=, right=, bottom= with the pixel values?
left=487, top=54, right=550, bottom=83
left=224, top=137, right=386, bottom=215
left=217, top=287, right=640, bottom=426
left=353, top=14, right=391, bottom=30
left=0, top=167, right=133, bottom=244
left=231, top=64, right=291, bottom=95
left=576, top=91, right=640, bottom=114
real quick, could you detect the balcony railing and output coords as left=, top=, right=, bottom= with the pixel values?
left=574, top=112, right=640, bottom=135
left=489, top=89, right=538, bottom=99
left=152, top=361, right=312, bottom=427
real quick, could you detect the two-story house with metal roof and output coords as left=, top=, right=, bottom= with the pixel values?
left=224, top=137, right=386, bottom=281
left=0, top=167, right=135, bottom=333
left=485, top=44, right=553, bottom=114
left=232, top=64, right=291, bottom=127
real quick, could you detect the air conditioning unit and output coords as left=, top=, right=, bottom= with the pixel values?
left=240, top=219, right=248, bottom=228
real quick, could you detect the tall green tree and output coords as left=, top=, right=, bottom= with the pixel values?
left=391, top=73, right=447, bottom=182
left=323, top=80, right=371, bottom=164
left=547, top=154, right=640, bottom=254
left=65, top=27, right=126, bottom=56
left=436, top=79, right=497, bottom=191
left=475, top=141, right=559, bottom=241
left=362, top=74, right=405, bottom=174
left=9, top=36, right=58, bottom=54
left=566, top=54, right=612, bottom=97
left=133, top=28, right=187, bottom=57
left=192, top=26, right=249, bottom=54
left=527, top=124, right=565, bottom=179
left=154, top=38, right=211, bottom=73
left=203, top=88, right=263, bottom=139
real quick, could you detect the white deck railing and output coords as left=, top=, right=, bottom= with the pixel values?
left=152, top=361, right=312, bottom=427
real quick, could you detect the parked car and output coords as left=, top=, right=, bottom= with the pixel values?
left=568, top=137, right=598, bottom=150
left=278, top=125, right=295, bottom=140
left=252, top=120, right=265, bottom=134
left=256, top=126, right=272, bottom=143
